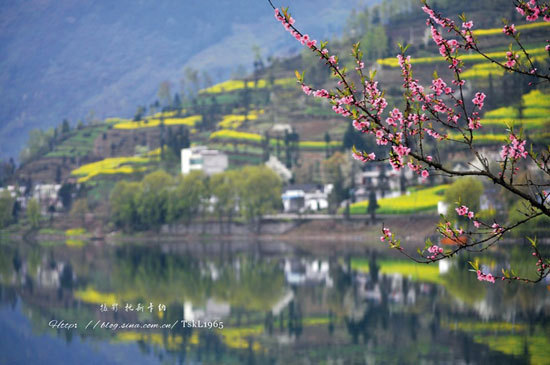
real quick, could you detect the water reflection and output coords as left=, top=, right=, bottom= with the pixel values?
left=0, top=239, right=549, bottom=364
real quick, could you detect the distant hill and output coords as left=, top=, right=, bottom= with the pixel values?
left=0, top=0, right=368, bottom=160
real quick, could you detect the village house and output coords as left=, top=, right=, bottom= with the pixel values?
left=181, top=146, right=228, bottom=176
left=281, top=184, right=331, bottom=213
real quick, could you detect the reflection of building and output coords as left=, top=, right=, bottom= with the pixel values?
left=283, top=258, right=332, bottom=286
left=181, top=146, right=228, bottom=175
left=281, top=184, right=331, bottom=213
left=183, top=299, right=230, bottom=321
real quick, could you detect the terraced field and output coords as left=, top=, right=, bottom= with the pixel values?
left=349, top=185, right=448, bottom=215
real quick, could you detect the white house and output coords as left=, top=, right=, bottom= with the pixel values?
left=281, top=184, right=330, bottom=213
left=181, top=146, right=228, bottom=176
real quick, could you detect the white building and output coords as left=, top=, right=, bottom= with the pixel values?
left=281, top=184, right=330, bottom=213
left=181, top=146, right=228, bottom=176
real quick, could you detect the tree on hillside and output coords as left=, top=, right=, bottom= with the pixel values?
left=110, top=181, right=141, bottom=232
left=210, top=170, right=239, bottom=233
left=172, top=93, right=182, bottom=110
left=158, top=81, right=172, bottom=108
left=27, top=198, right=41, bottom=229
left=367, top=189, right=379, bottom=223
left=167, top=171, right=208, bottom=226
left=58, top=183, right=73, bottom=210
left=61, top=119, right=71, bottom=134
left=324, top=132, right=332, bottom=158
left=239, top=166, right=282, bottom=233
left=0, top=191, right=14, bottom=228
left=133, top=106, right=145, bottom=121
left=138, top=170, right=173, bottom=231
left=19, top=129, right=55, bottom=164
left=270, top=0, right=550, bottom=283
left=70, top=198, right=89, bottom=227
left=0, top=159, right=15, bottom=187
left=322, top=152, right=350, bottom=214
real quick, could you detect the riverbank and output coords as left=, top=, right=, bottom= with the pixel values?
left=4, top=213, right=548, bottom=255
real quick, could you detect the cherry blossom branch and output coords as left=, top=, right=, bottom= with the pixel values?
left=269, top=0, right=550, bottom=284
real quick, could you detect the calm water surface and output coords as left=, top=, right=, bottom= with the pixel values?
left=0, top=239, right=549, bottom=364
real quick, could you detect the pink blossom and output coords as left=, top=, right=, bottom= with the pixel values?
left=468, top=117, right=482, bottom=130
left=472, top=92, right=486, bottom=110
left=352, top=119, right=369, bottom=131
left=392, top=145, right=411, bottom=157
left=380, top=227, right=392, bottom=242
left=352, top=150, right=376, bottom=163
left=462, top=21, right=473, bottom=29
left=516, top=6, right=526, bottom=16
left=500, top=134, right=528, bottom=161
left=313, top=89, right=330, bottom=98
left=477, top=270, right=496, bottom=283
left=502, top=24, right=517, bottom=35
left=506, top=51, right=518, bottom=68
left=491, top=223, right=504, bottom=234
left=426, top=244, right=444, bottom=259
left=421, top=170, right=430, bottom=178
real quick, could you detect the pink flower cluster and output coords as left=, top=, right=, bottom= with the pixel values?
left=500, top=134, right=528, bottom=161
left=380, top=228, right=392, bottom=242
left=456, top=205, right=482, bottom=228
left=477, top=270, right=496, bottom=283
left=516, top=0, right=550, bottom=22
left=502, top=24, right=517, bottom=35
left=505, top=51, right=519, bottom=68
left=352, top=150, right=375, bottom=163
left=427, top=245, right=444, bottom=260
left=274, top=9, right=317, bottom=49
left=536, top=256, right=549, bottom=273
left=422, top=6, right=455, bottom=29
left=455, top=205, right=475, bottom=219
left=472, top=92, right=486, bottom=110
left=364, top=80, right=388, bottom=116
left=352, top=119, right=369, bottom=131
left=491, top=223, right=504, bottom=235
left=422, top=5, right=473, bottom=68
left=431, top=78, right=453, bottom=96
left=462, top=21, right=474, bottom=29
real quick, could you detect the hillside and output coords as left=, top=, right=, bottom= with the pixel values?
left=0, top=0, right=548, bottom=232
left=0, top=0, right=367, bottom=160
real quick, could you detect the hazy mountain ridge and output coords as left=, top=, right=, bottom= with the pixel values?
left=0, top=0, right=366, bottom=160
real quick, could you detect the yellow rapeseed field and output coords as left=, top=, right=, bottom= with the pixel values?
left=350, top=185, right=448, bottom=214
left=71, top=156, right=150, bottom=182
left=113, top=115, right=201, bottom=130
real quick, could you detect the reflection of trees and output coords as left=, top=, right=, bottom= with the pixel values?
left=2, top=240, right=549, bottom=364
left=211, top=256, right=285, bottom=312
left=326, top=258, right=352, bottom=316
left=441, top=257, right=487, bottom=305
left=111, top=247, right=211, bottom=306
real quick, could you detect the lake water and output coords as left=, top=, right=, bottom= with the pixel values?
left=0, top=239, right=549, bottom=364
